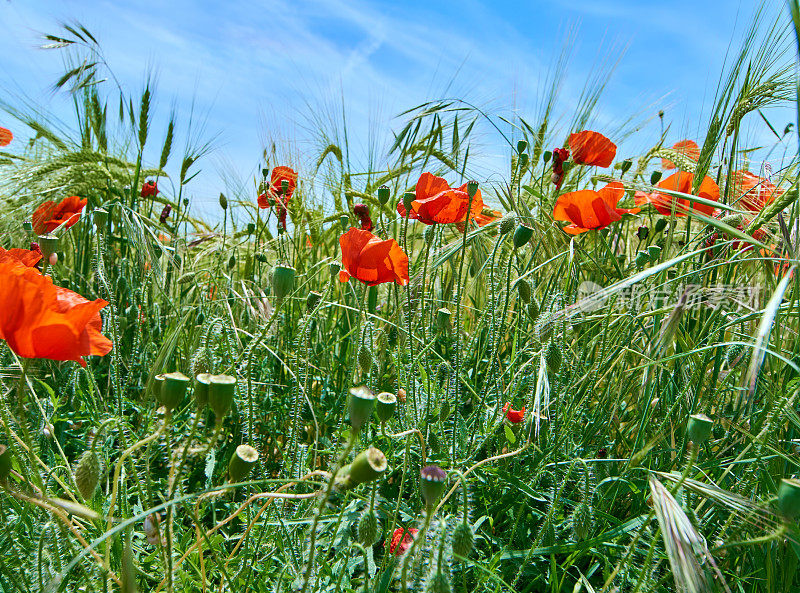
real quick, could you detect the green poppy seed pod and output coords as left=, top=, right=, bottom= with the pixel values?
left=647, top=245, right=662, bottom=262
left=650, top=171, right=662, bottom=185
left=23, top=221, right=33, bottom=232
left=545, top=341, right=562, bottom=374
left=499, top=215, right=516, bottom=235
left=161, top=372, right=190, bottom=411
left=227, top=254, right=236, bottom=270
left=424, top=225, right=436, bottom=246
left=654, top=218, right=668, bottom=233
left=517, top=140, right=527, bottom=154
left=246, top=222, right=256, bottom=235
left=151, top=374, right=166, bottom=402
left=349, top=385, right=375, bottom=432
left=94, top=208, right=108, bottom=229
left=466, top=180, right=479, bottom=198
left=376, top=392, right=397, bottom=423
left=636, top=225, right=649, bottom=240
left=347, top=446, right=387, bottom=486
left=255, top=252, right=268, bottom=263
left=0, top=444, right=12, bottom=481
left=39, top=234, right=59, bottom=260
left=452, top=522, right=474, bottom=558
left=527, top=299, right=540, bottom=321
left=620, top=159, right=632, bottom=175
left=358, top=345, right=373, bottom=374
left=306, top=290, right=322, bottom=312
left=228, top=444, right=259, bottom=483
left=378, top=185, right=390, bottom=205
left=262, top=167, right=269, bottom=179
left=357, top=510, right=379, bottom=545
left=777, top=478, right=800, bottom=519
left=329, top=261, right=341, bottom=278
left=543, top=150, right=552, bottom=164
left=219, top=193, right=228, bottom=210
left=436, top=307, right=452, bottom=333
left=209, top=374, right=236, bottom=420
left=518, top=153, right=529, bottom=169
left=420, top=465, right=447, bottom=510
left=635, top=251, right=650, bottom=268
left=75, top=449, right=101, bottom=499
left=402, top=192, right=415, bottom=212
left=194, top=373, right=212, bottom=408
left=281, top=179, right=289, bottom=195
left=571, top=503, right=592, bottom=541
left=516, top=278, right=531, bottom=303
left=196, top=311, right=206, bottom=325
left=513, top=224, right=533, bottom=249
left=687, top=413, right=713, bottom=444
left=426, top=573, right=452, bottom=593
left=271, top=265, right=295, bottom=302
left=339, top=214, right=350, bottom=231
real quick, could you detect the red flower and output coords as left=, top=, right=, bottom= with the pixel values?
left=353, top=203, right=374, bottom=231
left=503, top=403, right=525, bottom=424
left=141, top=180, right=158, bottom=198
left=160, top=204, right=172, bottom=224
left=387, top=527, right=418, bottom=556
left=661, top=140, right=700, bottom=170
left=635, top=172, right=719, bottom=217
left=0, top=259, right=112, bottom=366
left=730, top=170, right=783, bottom=212
left=0, top=246, right=42, bottom=268
left=0, top=127, right=12, bottom=147
left=339, top=228, right=409, bottom=286
left=551, top=147, right=570, bottom=188
left=397, top=172, right=483, bottom=225
left=568, top=130, right=616, bottom=167
left=258, top=166, right=298, bottom=209
left=32, top=196, right=87, bottom=235
left=553, top=182, right=639, bottom=234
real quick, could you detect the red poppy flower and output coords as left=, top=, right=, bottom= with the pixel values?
left=503, top=403, right=525, bottom=424
left=0, top=246, right=42, bottom=268
left=635, top=172, right=719, bottom=217
left=141, top=180, right=158, bottom=198
left=353, top=203, right=374, bottom=231
left=0, top=127, right=12, bottom=147
left=551, top=147, right=570, bottom=188
left=0, top=259, right=112, bottom=366
left=730, top=170, right=784, bottom=212
left=339, top=228, right=409, bottom=286
left=553, top=182, right=639, bottom=234
left=568, top=130, right=616, bottom=167
left=397, top=172, right=483, bottom=225
left=661, top=140, right=700, bottom=170
left=258, top=166, right=298, bottom=209
left=386, top=527, right=418, bottom=556
left=32, top=196, right=88, bottom=235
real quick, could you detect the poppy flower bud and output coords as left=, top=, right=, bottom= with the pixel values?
left=75, top=449, right=100, bottom=499
left=543, top=151, right=552, bottom=164
left=402, top=192, right=415, bottom=212
left=354, top=203, right=369, bottom=218
left=357, top=509, right=379, bottom=545
left=635, top=251, right=649, bottom=268
left=349, top=385, right=375, bottom=432
left=420, top=464, right=447, bottom=510
left=194, top=373, right=212, bottom=408
left=647, top=245, right=662, bottom=262
left=339, top=446, right=387, bottom=488
left=397, top=387, right=406, bottom=403
left=339, top=214, right=350, bottom=231
left=620, top=160, right=632, bottom=175
left=0, top=444, right=11, bottom=482
left=208, top=374, right=236, bottom=420
left=228, top=444, right=259, bottom=483
left=378, top=185, right=390, bottom=205
left=452, top=521, right=474, bottom=558
left=516, top=278, right=531, bottom=303
left=777, top=478, right=800, bottom=519
left=262, top=167, right=269, bottom=179
left=527, top=299, right=540, bottom=321
left=687, top=413, right=713, bottom=444
left=519, top=153, right=529, bottom=169
left=517, top=140, right=527, bottom=154
left=246, top=222, right=255, bottom=235
left=436, top=307, right=452, bottom=333
left=23, top=221, right=33, bottom=232
left=30, top=242, right=41, bottom=254
left=499, top=215, right=516, bottom=235
left=255, top=253, right=267, bottom=263
left=219, top=193, right=228, bottom=210
left=271, top=265, right=295, bottom=302
left=649, top=171, right=662, bottom=185
left=466, top=180, right=479, bottom=198
left=94, top=208, right=108, bottom=228
left=152, top=374, right=166, bottom=402
left=227, top=255, right=236, bottom=269
left=654, top=218, right=668, bottom=233
left=38, top=234, right=59, bottom=260
left=376, top=392, right=397, bottom=423
left=358, top=345, right=373, bottom=374
left=161, top=372, right=190, bottom=411
left=545, top=341, right=562, bottom=373
left=571, top=502, right=592, bottom=541
left=159, top=205, right=171, bottom=224
left=513, top=224, right=533, bottom=249
left=636, top=226, right=649, bottom=240
left=306, top=290, right=322, bottom=312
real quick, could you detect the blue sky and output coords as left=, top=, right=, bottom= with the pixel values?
left=0, top=0, right=792, bottom=214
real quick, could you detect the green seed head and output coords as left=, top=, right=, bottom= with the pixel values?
left=436, top=307, right=452, bottom=333
left=377, top=185, right=390, bottom=205
left=635, top=251, right=650, bottom=268
left=161, top=372, right=190, bottom=411
left=208, top=374, right=237, bottom=420
left=271, top=265, right=296, bottom=302
left=687, top=413, right=713, bottom=444
left=545, top=341, right=562, bottom=374
left=571, top=502, right=592, bottom=541
left=499, top=215, right=516, bottom=236
left=451, top=522, right=474, bottom=558
left=375, top=392, right=397, bottom=423
left=228, top=444, right=259, bottom=483
left=654, top=218, right=668, bottom=233
left=349, top=386, right=375, bottom=432
left=420, top=465, right=447, bottom=510
left=357, top=510, right=379, bottom=545
left=650, top=171, right=662, bottom=185
left=516, top=278, right=531, bottom=303
left=513, top=224, right=534, bottom=248
left=340, top=446, right=387, bottom=488
left=194, top=373, right=212, bottom=408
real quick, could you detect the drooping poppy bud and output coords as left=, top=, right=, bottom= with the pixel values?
left=654, top=218, right=668, bottom=233
left=271, top=265, right=295, bottom=302
left=402, top=192, right=415, bottom=213
left=517, top=140, right=528, bottom=153
left=571, top=502, right=592, bottom=541
left=545, top=341, right=562, bottom=373
left=357, top=510, right=379, bottom=545
left=499, top=215, right=516, bottom=235
left=513, top=224, right=533, bottom=248
left=141, top=180, right=158, bottom=198
left=650, top=171, right=662, bottom=185
left=636, top=226, right=649, bottom=240
left=777, top=478, right=800, bottom=520
left=516, top=278, right=531, bottom=303
left=75, top=449, right=101, bottom=499
left=219, top=193, right=228, bottom=210
left=160, top=205, right=172, bottom=224
left=420, top=464, right=447, bottom=510
left=452, top=521, right=474, bottom=558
